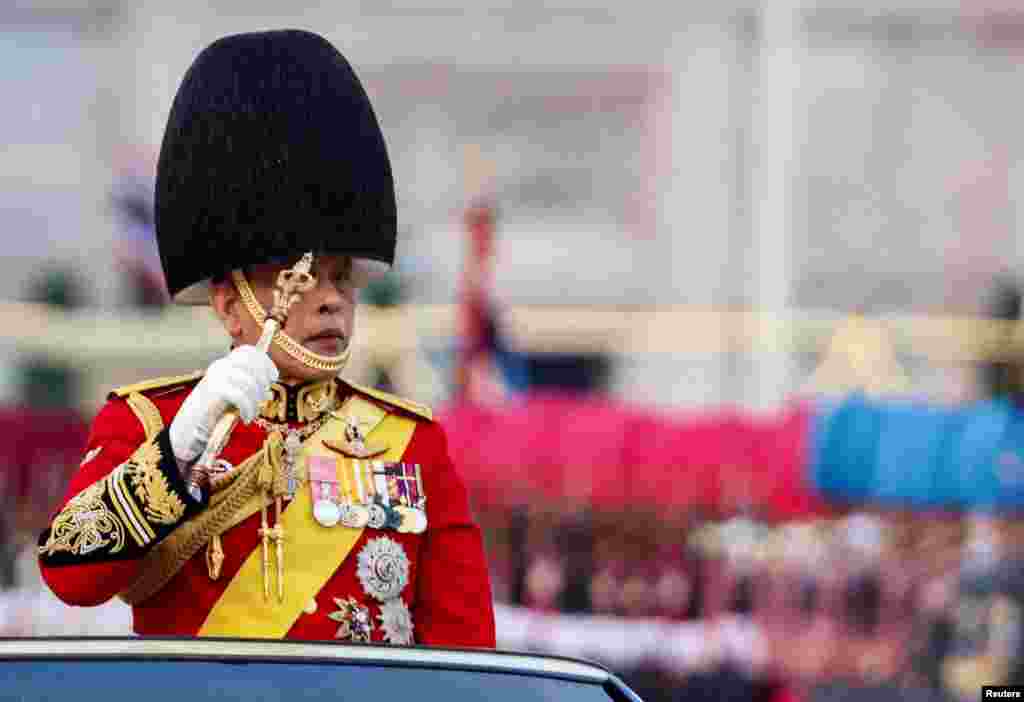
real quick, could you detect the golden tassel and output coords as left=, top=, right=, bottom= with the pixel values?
left=266, top=431, right=290, bottom=603
left=260, top=432, right=283, bottom=488
left=257, top=433, right=281, bottom=602
left=274, top=498, right=285, bottom=603
left=206, top=534, right=225, bottom=580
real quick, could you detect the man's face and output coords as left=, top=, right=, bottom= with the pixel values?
left=238, top=254, right=359, bottom=383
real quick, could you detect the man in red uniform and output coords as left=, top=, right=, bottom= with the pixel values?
left=37, top=29, right=495, bottom=647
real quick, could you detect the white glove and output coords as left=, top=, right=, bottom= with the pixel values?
left=169, top=345, right=279, bottom=464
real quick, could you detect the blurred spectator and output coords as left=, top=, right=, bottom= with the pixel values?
left=523, top=550, right=565, bottom=612
left=0, top=512, right=16, bottom=590
left=941, top=517, right=1024, bottom=700
left=558, top=509, right=594, bottom=614
left=979, top=278, right=1023, bottom=401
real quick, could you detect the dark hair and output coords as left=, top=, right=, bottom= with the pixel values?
left=210, top=266, right=252, bottom=286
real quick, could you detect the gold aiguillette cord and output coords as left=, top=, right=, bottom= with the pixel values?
left=257, top=431, right=290, bottom=603
left=190, top=253, right=316, bottom=599
left=258, top=435, right=280, bottom=601
left=271, top=448, right=289, bottom=603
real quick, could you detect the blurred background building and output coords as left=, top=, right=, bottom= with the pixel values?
left=5, top=1, right=1024, bottom=701
left=8, top=0, right=1023, bottom=411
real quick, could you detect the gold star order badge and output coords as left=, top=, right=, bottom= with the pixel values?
left=328, top=597, right=373, bottom=642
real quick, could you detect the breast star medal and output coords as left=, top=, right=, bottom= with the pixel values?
left=328, top=597, right=373, bottom=643
left=356, top=536, right=410, bottom=602
left=378, top=598, right=415, bottom=645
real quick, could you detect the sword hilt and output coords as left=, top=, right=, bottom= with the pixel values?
left=188, top=254, right=315, bottom=493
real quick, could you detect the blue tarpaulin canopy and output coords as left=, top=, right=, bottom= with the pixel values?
left=811, top=395, right=1024, bottom=513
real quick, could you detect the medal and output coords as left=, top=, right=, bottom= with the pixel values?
left=371, top=462, right=420, bottom=532
left=344, top=504, right=371, bottom=528
left=366, top=461, right=394, bottom=530
left=410, top=509, right=428, bottom=534
left=402, top=464, right=427, bottom=533
left=394, top=506, right=418, bottom=534
left=308, top=455, right=341, bottom=528
left=313, top=497, right=341, bottom=528
left=346, top=460, right=371, bottom=528
left=378, top=597, right=414, bottom=645
left=367, top=501, right=388, bottom=529
left=384, top=506, right=404, bottom=531
left=350, top=505, right=374, bottom=528
left=356, top=536, right=410, bottom=602
left=386, top=471, right=402, bottom=504
left=328, top=596, right=373, bottom=643
left=337, top=460, right=370, bottom=529
left=414, top=463, right=426, bottom=511
left=394, top=506, right=427, bottom=534
left=394, top=463, right=415, bottom=506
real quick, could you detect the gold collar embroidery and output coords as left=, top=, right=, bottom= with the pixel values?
left=259, top=378, right=339, bottom=423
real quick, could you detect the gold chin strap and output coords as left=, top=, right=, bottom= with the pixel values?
left=231, top=269, right=351, bottom=373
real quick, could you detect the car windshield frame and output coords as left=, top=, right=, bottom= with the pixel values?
left=0, top=637, right=642, bottom=702
left=0, top=636, right=603, bottom=681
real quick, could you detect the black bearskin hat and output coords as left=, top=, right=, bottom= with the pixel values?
left=155, top=29, right=396, bottom=303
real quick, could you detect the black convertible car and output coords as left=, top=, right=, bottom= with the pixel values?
left=0, top=637, right=643, bottom=702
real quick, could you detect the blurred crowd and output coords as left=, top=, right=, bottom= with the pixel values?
left=6, top=429, right=1022, bottom=702
left=477, top=505, right=1024, bottom=702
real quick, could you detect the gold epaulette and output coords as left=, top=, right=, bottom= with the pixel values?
left=345, top=380, right=433, bottom=421
left=111, top=371, right=204, bottom=399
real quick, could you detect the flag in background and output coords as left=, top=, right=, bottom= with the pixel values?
left=452, top=197, right=528, bottom=403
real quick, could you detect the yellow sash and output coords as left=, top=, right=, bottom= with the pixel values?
left=198, top=397, right=415, bottom=637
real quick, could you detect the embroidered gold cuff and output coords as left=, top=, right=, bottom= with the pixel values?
left=38, top=480, right=127, bottom=558
left=40, top=432, right=197, bottom=565
left=126, top=440, right=186, bottom=525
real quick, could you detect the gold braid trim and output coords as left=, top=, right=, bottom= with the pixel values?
left=296, top=379, right=338, bottom=422
left=39, top=437, right=177, bottom=559
left=39, top=480, right=127, bottom=558
left=258, top=378, right=338, bottom=423
left=112, top=372, right=204, bottom=398
left=107, top=464, right=153, bottom=547
left=231, top=270, right=351, bottom=372
left=118, top=445, right=267, bottom=605
left=125, top=392, right=165, bottom=441
left=345, top=380, right=433, bottom=421
left=126, top=442, right=186, bottom=525
left=40, top=395, right=175, bottom=560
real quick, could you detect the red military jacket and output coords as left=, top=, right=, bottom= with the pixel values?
left=38, top=374, right=495, bottom=647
